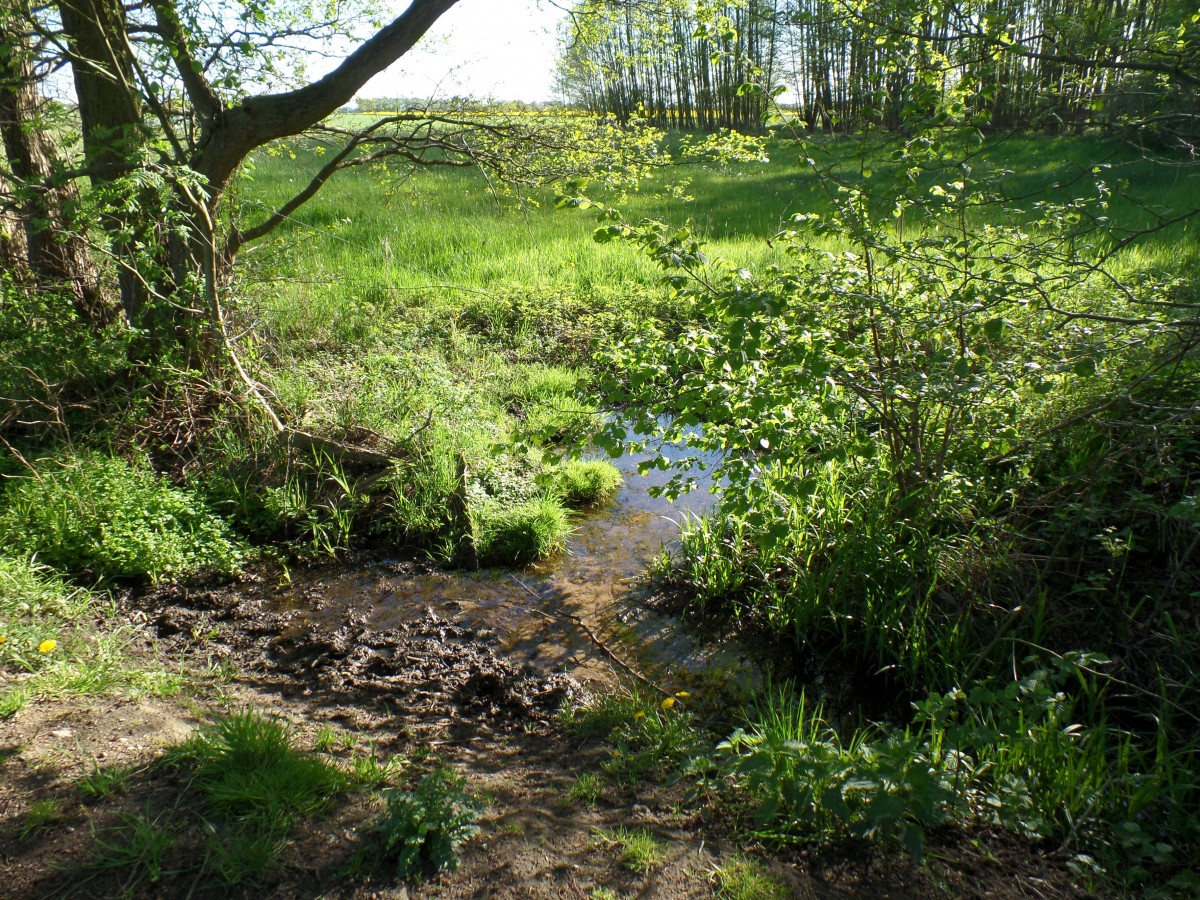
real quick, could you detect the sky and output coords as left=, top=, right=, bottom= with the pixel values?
left=356, top=0, right=571, bottom=103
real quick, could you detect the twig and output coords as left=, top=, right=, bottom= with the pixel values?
left=504, top=573, right=671, bottom=698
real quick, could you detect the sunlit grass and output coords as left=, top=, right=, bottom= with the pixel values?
left=0, top=557, right=183, bottom=718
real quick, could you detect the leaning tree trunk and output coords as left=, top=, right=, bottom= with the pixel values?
left=0, top=17, right=109, bottom=328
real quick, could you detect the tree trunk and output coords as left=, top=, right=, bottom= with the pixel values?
left=0, top=20, right=109, bottom=327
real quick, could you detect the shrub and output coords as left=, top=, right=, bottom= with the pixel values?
left=0, top=454, right=242, bottom=580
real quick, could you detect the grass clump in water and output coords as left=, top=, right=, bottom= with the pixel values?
left=473, top=495, right=572, bottom=566
left=546, top=459, right=622, bottom=508
left=0, top=453, right=242, bottom=581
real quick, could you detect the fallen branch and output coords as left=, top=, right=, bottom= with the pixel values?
left=505, top=573, right=671, bottom=698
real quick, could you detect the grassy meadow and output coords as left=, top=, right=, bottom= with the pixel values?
left=4, top=120, right=1199, bottom=893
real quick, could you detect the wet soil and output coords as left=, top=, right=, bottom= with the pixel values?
left=0, top=561, right=1091, bottom=899
left=0, top=434, right=1090, bottom=897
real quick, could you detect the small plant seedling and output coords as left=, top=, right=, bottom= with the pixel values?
left=20, top=798, right=67, bottom=837
left=78, top=762, right=135, bottom=801
left=591, top=826, right=665, bottom=873
left=566, top=773, right=603, bottom=806
left=313, top=724, right=356, bottom=753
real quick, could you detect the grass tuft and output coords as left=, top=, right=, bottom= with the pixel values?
left=473, top=495, right=572, bottom=565
left=547, top=459, right=623, bottom=507
left=709, top=855, right=790, bottom=899
left=591, top=826, right=665, bottom=873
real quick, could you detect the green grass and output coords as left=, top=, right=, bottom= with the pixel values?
left=565, top=773, right=604, bottom=807
left=70, top=707, right=478, bottom=891
left=561, top=689, right=705, bottom=785
left=0, top=557, right=183, bottom=718
left=77, top=762, right=136, bottom=802
left=167, top=709, right=348, bottom=830
left=20, top=798, right=67, bottom=838
left=235, top=132, right=1200, bottom=331
left=0, top=453, right=243, bottom=581
left=709, top=855, right=790, bottom=900
left=591, top=826, right=665, bottom=873
left=473, top=495, right=572, bottom=566
left=546, top=459, right=623, bottom=507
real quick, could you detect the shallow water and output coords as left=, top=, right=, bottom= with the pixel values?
left=274, top=431, right=762, bottom=700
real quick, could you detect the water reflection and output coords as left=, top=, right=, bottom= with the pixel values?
left=273, top=426, right=760, bottom=699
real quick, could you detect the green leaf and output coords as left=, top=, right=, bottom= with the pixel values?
left=983, top=318, right=1006, bottom=341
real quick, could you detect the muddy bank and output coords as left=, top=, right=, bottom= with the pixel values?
left=133, top=566, right=585, bottom=728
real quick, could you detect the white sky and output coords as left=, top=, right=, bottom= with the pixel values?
left=358, top=0, right=571, bottom=103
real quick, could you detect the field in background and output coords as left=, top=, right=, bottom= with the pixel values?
left=233, top=128, right=1200, bottom=344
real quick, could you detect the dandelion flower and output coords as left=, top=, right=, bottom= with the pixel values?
left=0, top=636, right=7, bottom=645
left=660, top=697, right=676, bottom=710
left=633, top=711, right=646, bottom=720
left=37, top=640, right=57, bottom=654
left=674, top=691, right=690, bottom=698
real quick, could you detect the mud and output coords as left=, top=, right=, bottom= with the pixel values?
left=134, top=569, right=585, bottom=728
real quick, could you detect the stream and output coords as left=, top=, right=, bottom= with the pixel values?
left=271, top=433, right=765, bottom=703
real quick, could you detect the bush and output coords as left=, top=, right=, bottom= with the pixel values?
left=0, top=453, right=242, bottom=580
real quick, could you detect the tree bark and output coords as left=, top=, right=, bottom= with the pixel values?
left=54, top=0, right=462, bottom=360
left=0, top=21, right=109, bottom=327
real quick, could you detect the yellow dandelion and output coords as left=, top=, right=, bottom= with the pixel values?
left=0, top=636, right=7, bottom=645
left=674, top=691, right=690, bottom=698
left=633, top=711, right=646, bottom=720
left=660, top=697, right=676, bottom=710
left=37, top=640, right=57, bottom=654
